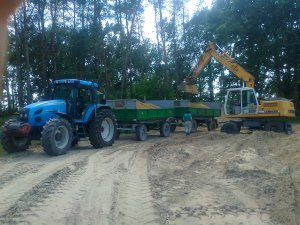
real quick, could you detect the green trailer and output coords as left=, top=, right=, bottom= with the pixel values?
left=107, top=100, right=176, bottom=141
left=145, top=100, right=221, bottom=133
left=112, top=108, right=174, bottom=122
left=107, top=99, right=221, bottom=141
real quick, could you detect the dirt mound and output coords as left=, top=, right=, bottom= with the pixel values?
left=147, top=126, right=300, bottom=224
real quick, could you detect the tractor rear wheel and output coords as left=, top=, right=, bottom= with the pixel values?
left=89, top=109, right=116, bottom=148
left=41, top=118, right=73, bottom=156
left=160, top=122, right=171, bottom=137
left=1, top=130, right=30, bottom=153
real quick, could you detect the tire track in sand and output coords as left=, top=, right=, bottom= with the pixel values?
left=111, top=148, right=159, bottom=225
left=290, top=167, right=300, bottom=225
left=0, top=157, right=88, bottom=225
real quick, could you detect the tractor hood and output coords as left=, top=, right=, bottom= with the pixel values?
left=25, top=100, right=66, bottom=111
left=20, top=100, right=67, bottom=126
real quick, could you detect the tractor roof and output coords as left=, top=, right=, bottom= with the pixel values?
left=53, top=79, right=99, bottom=89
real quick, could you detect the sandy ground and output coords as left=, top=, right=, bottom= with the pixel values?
left=0, top=124, right=299, bottom=225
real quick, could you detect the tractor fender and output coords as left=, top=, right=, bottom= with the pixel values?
left=54, top=112, right=73, bottom=125
left=86, top=105, right=112, bottom=123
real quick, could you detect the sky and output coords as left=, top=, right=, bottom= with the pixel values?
left=143, top=0, right=213, bottom=41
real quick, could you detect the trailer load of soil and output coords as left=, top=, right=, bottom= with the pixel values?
left=107, top=99, right=160, bottom=109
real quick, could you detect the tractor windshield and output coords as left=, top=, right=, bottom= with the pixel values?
left=52, top=84, right=75, bottom=101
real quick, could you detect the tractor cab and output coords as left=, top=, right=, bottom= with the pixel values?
left=51, top=79, right=106, bottom=120
left=224, top=87, right=259, bottom=115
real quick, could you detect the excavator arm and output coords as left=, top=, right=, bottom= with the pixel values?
left=178, top=42, right=255, bottom=94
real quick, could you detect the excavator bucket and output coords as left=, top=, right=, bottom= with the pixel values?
left=177, top=82, right=199, bottom=94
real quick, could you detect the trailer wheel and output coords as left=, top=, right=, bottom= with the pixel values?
left=160, top=122, right=171, bottom=137
left=1, top=131, right=30, bottom=153
left=207, top=119, right=217, bottom=131
left=191, top=120, right=198, bottom=133
left=221, top=122, right=240, bottom=134
left=136, top=124, right=147, bottom=141
left=41, top=118, right=73, bottom=156
left=264, top=121, right=284, bottom=133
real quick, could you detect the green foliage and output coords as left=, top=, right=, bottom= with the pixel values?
left=130, top=75, right=175, bottom=100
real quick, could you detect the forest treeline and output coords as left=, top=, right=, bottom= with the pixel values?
left=1, top=0, right=300, bottom=114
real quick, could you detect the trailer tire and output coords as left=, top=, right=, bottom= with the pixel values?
left=1, top=130, right=30, bottom=153
left=89, top=109, right=116, bottom=148
left=136, top=124, right=147, bottom=141
left=41, top=118, right=72, bottom=156
left=207, top=119, right=217, bottom=131
left=191, top=120, right=198, bottom=133
left=221, top=122, right=240, bottom=134
left=160, top=122, right=171, bottom=137
left=264, top=121, right=284, bottom=133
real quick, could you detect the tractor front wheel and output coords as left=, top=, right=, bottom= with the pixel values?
left=89, top=109, right=117, bottom=148
left=41, top=118, right=73, bottom=156
left=1, top=131, right=30, bottom=153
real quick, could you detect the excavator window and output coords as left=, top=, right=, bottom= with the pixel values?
left=241, top=89, right=258, bottom=114
left=226, top=90, right=241, bottom=115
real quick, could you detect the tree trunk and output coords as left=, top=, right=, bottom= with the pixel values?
left=22, top=2, right=32, bottom=104
left=37, top=0, right=49, bottom=95
left=0, top=23, right=7, bottom=99
left=4, top=68, right=11, bottom=110
left=13, top=14, right=24, bottom=108
left=50, top=0, right=58, bottom=80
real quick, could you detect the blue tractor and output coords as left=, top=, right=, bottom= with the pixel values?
left=1, top=79, right=117, bottom=156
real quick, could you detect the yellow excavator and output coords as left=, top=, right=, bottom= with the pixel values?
left=178, top=42, right=295, bottom=134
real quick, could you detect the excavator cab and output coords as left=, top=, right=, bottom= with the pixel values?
left=225, top=87, right=258, bottom=115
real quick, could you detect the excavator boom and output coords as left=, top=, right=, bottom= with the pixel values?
left=179, top=42, right=255, bottom=94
